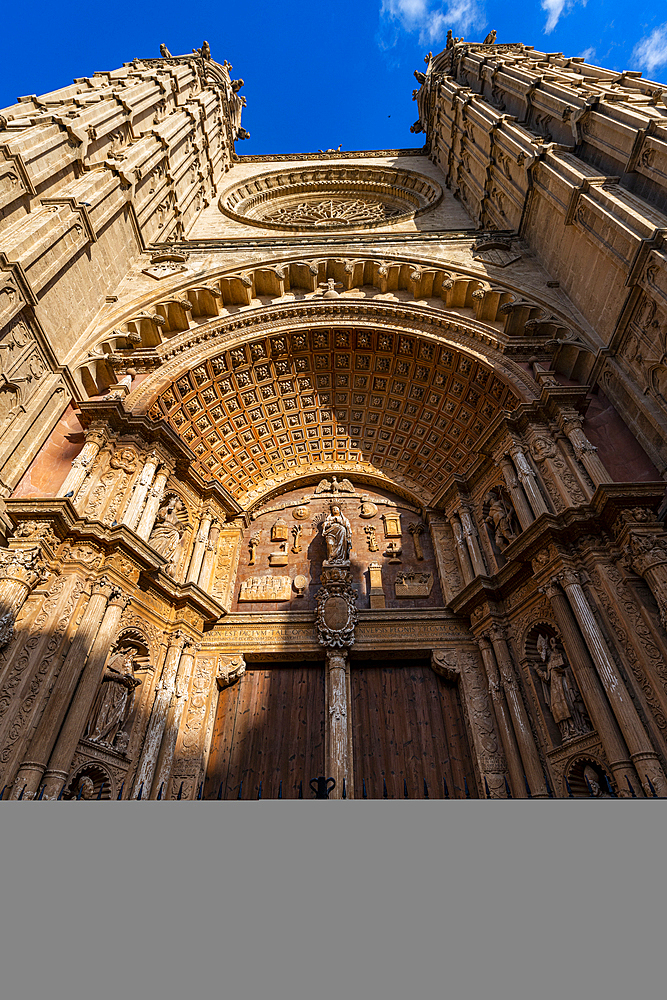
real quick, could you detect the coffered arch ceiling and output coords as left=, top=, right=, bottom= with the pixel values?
left=136, top=318, right=523, bottom=509
left=78, top=253, right=588, bottom=508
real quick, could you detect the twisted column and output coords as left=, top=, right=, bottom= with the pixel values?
left=151, top=638, right=200, bottom=798
left=198, top=520, right=220, bottom=591
left=541, top=577, right=639, bottom=796
left=136, top=465, right=172, bottom=541
left=460, top=507, right=487, bottom=577
left=187, top=510, right=213, bottom=584
left=508, top=443, right=549, bottom=517
left=476, top=636, right=527, bottom=797
left=57, top=426, right=106, bottom=498
left=122, top=452, right=159, bottom=531
left=41, top=588, right=131, bottom=797
left=450, top=514, right=474, bottom=585
left=12, top=577, right=120, bottom=797
left=559, top=569, right=667, bottom=796
left=498, top=455, right=534, bottom=530
left=558, top=408, right=612, bottom=487
left=489, top=625, right=548, bottom=797
left=132, top=631, right=189, bottom=798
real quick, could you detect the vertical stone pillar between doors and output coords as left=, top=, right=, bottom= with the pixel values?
left=325, top=649, right=354, bottom=799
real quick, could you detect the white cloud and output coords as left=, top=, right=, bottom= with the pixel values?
left=578, top=47, right=596, bottom=62
left=541, top=0, right=567, bottom=34
left=632, top=24, right=667, bottom=76
left=380, top=0, right=485, bottom=46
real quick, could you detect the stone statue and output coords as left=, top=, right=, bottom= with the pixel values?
left=483, top=30, right=497, bottom=44
left=583, top=764, right=609, bottom=797
left=484, top=489, right=518, bottom=551
left=159, top=44, right=172, bottom=58
left=86, top=647, right=141, bottom=747
left=148, top=497, right=187, bottom=568
left=321, top=504, right=352, bottom=564
left=535, top=635, right=588, bottom=741
left=75, top=776, right=95, bottom=800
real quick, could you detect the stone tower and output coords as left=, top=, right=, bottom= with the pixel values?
left=2, top=36, right=667, bottom=800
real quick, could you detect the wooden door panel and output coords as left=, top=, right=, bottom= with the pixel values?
left=205, top=665, right=325, bottom=799
left=351, top=660, right=477, bottom=798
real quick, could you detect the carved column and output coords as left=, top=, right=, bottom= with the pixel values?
left=136, top=464, right=172, bottom=541
left=450, top=514, right=474, bottom=586
left=508, top=443, right=549, bottom=517
left=325, top=649, right=353, bottom=799
left=626, top=532, right=667, bottom=631
left=459, top=507, right=487, bottom=577
left=132, top=631, right=188, bottom=798
left=542, top=577, right=639, bottom=796
left=198, top=520, right=220, bottom=591
left=448, top=648, right=508, bottom=798
left=41, top=588, right=131, bottom=797
left=476, top=636, right=527, bottom=797
left=558, top=408, right=612, bottom=487
left=427, top=513, right=462, bottom=603
left=57, top=426, right=106, bottom=498
left=187, top=510, right=213, bottom=584
left=121, top=452, right=159, bottom=531
left=488, top=625, right=549, bottom=797
left=559, top=569, right=667, bottom=796
left=0, top=547, right=47, bottom=647
left=498, top=455, right=534, bottom=530
left=150, top=638, right=200, bottom=798
left=11, top=577, right=119, bottom=797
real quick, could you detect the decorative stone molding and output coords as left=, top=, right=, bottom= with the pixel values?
left=216, top=653, right=246, bottom=689
left=217, top=164, right=443, bottom=232
left=238, top=576, right=291, bottom=601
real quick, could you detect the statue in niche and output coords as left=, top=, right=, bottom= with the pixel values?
left=85, top=647, right=142, bottom=747
left=535, top=635, right=589, bottom=742
left=583, top=764, right=610, bottom=797
left=484, top=488, right=518, bottom=551
left=321, top=504, right=352, bottom=564
left=75, top=776, right=95, bottom=800
left=149, top=497, right=187, bottom=571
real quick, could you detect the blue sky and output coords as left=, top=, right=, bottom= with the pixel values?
left=1, top=1, right=666, bottom=155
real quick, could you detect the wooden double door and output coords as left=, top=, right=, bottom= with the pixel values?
left=205, top=658, right=476, bottom=799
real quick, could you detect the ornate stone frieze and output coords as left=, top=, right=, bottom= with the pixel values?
left=395, top=571, right=434, bottom=598
left=238, top=576, right=292, bottom=601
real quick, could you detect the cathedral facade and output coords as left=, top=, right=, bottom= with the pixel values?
left=1, top=36, right=667, bottom=799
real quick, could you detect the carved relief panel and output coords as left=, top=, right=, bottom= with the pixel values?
left=233, top=481, right=443, bottom=611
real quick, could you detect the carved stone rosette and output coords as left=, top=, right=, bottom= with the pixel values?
left=315, top=566, right=358, bottom=648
